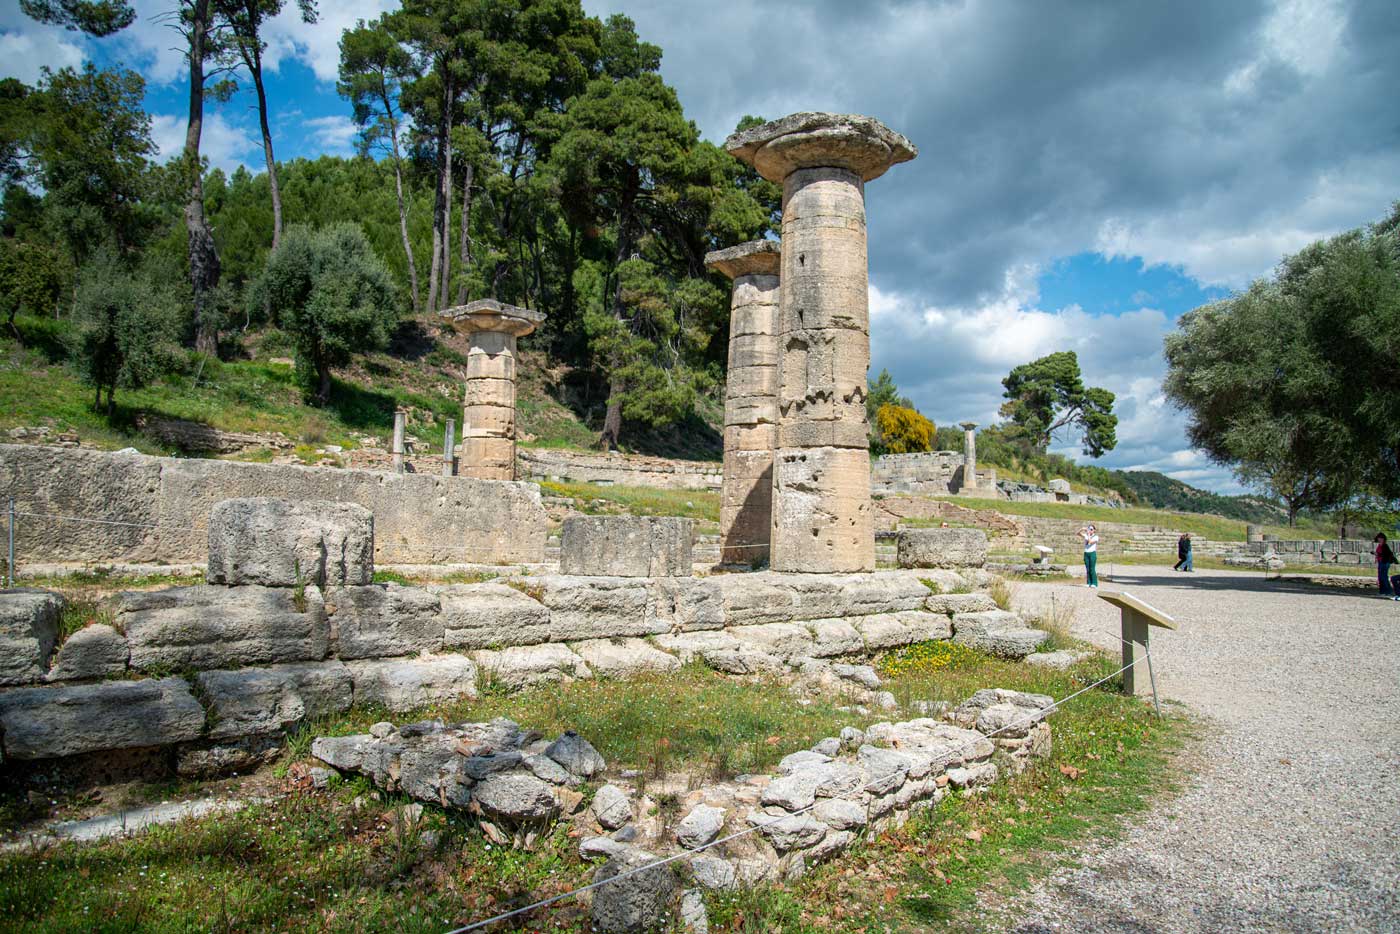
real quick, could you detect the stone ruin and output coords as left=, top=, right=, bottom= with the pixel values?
left=309, top=687, right=1055, bottom=933
left=0, top=498, right=1048, bottom=777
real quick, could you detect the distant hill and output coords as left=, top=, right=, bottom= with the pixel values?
left=1114, top=470, right=1286, bottom=525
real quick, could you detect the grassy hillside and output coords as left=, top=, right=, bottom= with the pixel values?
left=0, top=314, right=722, bottom=463
left=1115, top=470, right=1286, bottom=524
left=940, top=495, right=1330, bottom=541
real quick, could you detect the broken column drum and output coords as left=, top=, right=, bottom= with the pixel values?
left=960, top=421, right=978, bottom=493
left=726, top=113, right=917, bottom=572
left=705, top=241, right=781, bottom=567
left=440, top=299, right=546, bottom=480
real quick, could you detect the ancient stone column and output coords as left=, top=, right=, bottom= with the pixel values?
left=960, top=421, right=978, bottom=494
left=440, top=299, right=545, bottom=480
left=706, top=240, right=781, bottom=567
left=726, top=113, right=916, bottom=572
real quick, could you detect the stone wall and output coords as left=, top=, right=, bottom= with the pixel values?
left=870, top=451, right=994, bottom=496
left=517, top=448, right=721, bottom=491
left=0, top=443, right=547, bottom=567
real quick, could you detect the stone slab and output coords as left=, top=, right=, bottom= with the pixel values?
left=0, top=677, right=205, bottom=759
left=436, top=582, right=551, bottom=649
left=559, top=516, right=694, bottom=577
left=347, top=654, right=478, bottom=713
left=198, top=661, right=353, bottom=740
left=325, top=584, right=443, bottom=660
left=206, top=498, right=374, bottom=588
left=0, top=589, right=63, bottom=686
left=897, top=528, right=988, bottom=569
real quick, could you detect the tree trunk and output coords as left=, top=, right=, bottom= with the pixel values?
left=438, top=103, right=453, bottom=311
left=247, top=45, right=282, bottom=252
left=317, top=361, right=332, bottom=405
left=597, top=177, right=638, bottom=452
left=454, top=162, right=473, bottom=306
left=184, top=0, right=221, bottom=355
left=385, top=100, right=420, bottom=314
left=426, top=73, right=450, bottom=314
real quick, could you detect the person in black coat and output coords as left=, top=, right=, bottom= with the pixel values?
left=1373, top=533, right=1396, bottom=597
left=1173, top=533, right=1194, bottom=572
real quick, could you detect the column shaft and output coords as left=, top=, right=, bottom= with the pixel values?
left=721, top=273, right=780, bottom=566
left=462, top=329, right=519, bottom=480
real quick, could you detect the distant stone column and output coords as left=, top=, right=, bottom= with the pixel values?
left=726, top=113, right=916, bottom=572
left=706, top=240, right=781, bottom=567
left=960, top=421, right=978, bottom=494
left=440, top=299, right=545, bottom=480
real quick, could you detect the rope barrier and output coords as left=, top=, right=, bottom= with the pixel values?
left=444, top=654, right=1145, bottom=933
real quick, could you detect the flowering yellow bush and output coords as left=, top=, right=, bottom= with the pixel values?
left=878, top=640, right=985, bottom=677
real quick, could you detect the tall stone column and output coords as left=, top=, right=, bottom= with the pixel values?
left=440, top=299, right=545, bottom=480
left=726, top=113, right=916, bottom=572
left=960, top=421, right=978, bottom=494
left=706, top=240, right=781, bottom=567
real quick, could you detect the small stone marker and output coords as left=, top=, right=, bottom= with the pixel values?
left=1096, top=590, right=1174, bottom=705
left=1032, top=545, right=1054, bottom=566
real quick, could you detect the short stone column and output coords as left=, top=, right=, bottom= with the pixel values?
left=706, top=240, right=781, bottom=567
left=726, top=112, right=916, bottom=572
left=440, top=299, right=545, bottom=480
left=960, top=421, right=978, bottom=494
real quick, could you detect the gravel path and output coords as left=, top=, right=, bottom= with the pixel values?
left=1005, top=564, right=1400, bottom=933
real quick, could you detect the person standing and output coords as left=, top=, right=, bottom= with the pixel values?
left=1373, top=533, right=1396, bottom=597
left=1080, top=523, right=1100, bottom=588
left=1173, top=533, right=1193, bottom=571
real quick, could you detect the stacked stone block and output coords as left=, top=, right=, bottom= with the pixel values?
left=726, top=113, right=917, bottom=573
left=440, top=299, right=546, bottom=480
left=706, top=240, right=781, bottom=567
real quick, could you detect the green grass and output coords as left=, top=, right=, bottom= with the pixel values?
left=539, top=480, right=720, bottom=525
left=938, top=495, right=1330, bottom=542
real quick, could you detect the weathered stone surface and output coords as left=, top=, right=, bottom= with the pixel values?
left=198, top=661, right=352, bottom=740
left=701, top=648, right=786, bottom=675
left=0, top=589, right=63, bottom=686
left=975, top=702, right=1045, bottom=738
left=1024, top=649, right=1092, bottom=670
left=951, top=611, right=1049, bottom=659
left=0, top=677, right=204, bottom=759
left=592, top=783, right=632, bottom=830
left=46, top=623, right=128, bottom=681
left=811, top=737, right=842, bottom=758
left=473, top=643, right=591, bottom=690
left=651, top=630, right=741, bottom=663
left=858, top=745, right=912, bottom=794
left=748, top=810, right=828, bottom=851
left=0, top=444, right=547, bottom=566
left=571, top=638, right=680, bottom=678
left=804, top=618, right=864, bottom=656
left=724, top=112, right=918, bottom=183
left=473, top=772, right=560, bottom=822
left=897, top=528, right=988, bottom=569
left=731, top=622, right=815, bottom=660
left=546, top=730, right=606, bottom=778
left=560, top=516, right=694, bottom=577
left=176, top=735, right=281, bottom=778
left=592, top=848, right=680, bottom=934
left=680, top=888, right=709, bottom=934
left=347, top=654, right=477, bottom=713
left=325, top=584, right=443, bottom=660
left=771, top=447, right=874, bottom=573
left=690, top=856, right=737, bottom=890
left=581, top=836, right=630, bottom=861
left=206, top=498, right=374, bottom=588
left=778, top=750, right=832, bottom=774
left=830, top=663, right=880, bottom=690
left=437, top=583, right=550, bottom=650
left=676, top=804, right=726, bottom=849
left=310, top=733, right=376, bottom=773
left=924, top=592, right=999, bottom=615
left=538, top=576, right=665, bottom=640
left=812, top=797, right=868, bottom=830
left=524, top=752, right=579, bottom=786
left=118, top=584, right=327, bottom=672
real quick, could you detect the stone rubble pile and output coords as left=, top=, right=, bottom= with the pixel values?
left=307, top=687, right=1054, bottom=934
left=0, top=500, right=1048, bottom=775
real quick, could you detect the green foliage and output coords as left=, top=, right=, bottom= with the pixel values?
left=1163, top=204, right=1400, bottom=522
left=18, top=0, right=135, bottom=36
left=0, top=239, right=64, bottom=334
left=875, top=403, right=934, bottom=454
left=69, top=252, right=182, bottom=416
left=1001, top=350, right=1118, bottom=457
left=248, top=222, right=398, bottom=404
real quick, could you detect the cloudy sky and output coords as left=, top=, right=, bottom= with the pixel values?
left=4, top=0, right=1397, bottom=492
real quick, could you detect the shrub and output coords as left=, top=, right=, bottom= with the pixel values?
left=875, top=403, right=934, bottom=454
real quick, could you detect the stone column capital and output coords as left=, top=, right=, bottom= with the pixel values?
left=705, top=240, right=781, bottom=280
left=724, top=112, right=917, bottom=183
left=441, top=299, right=546, bottom=338
left=960, top=421, right=978, bottom=432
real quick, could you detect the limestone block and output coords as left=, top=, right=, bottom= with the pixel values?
left=651, top=630, right=742, bottom=664
left=777, top=417, right=870, bottom=450
left=701, top=648, right=786, bottom=675
left=854, top=613, right=924, bottom=650
left=1047, top=478, right=1071, bottom=493
left=893, top=610, right=953, bottom=643
left=592, top=783, right=632, bottom=829
left=206, top=498, right=374, bottom=588
left=729, top=333, right=781, bottom=370
left=559, top=517, right=694, bottom=578
left=659, top=577, right=726, bottom=632
left=462, top=403, right=515, bottom=437
left=708, top=574, right=796, bottom=626
left=545, top=730, right=607, bottom=778
left=771, top=447, right=874, bottom=573
left=731, top=622, right=815, bottom=661
left=570, top=638, right=680, bottom=678
left=119, top=584, right=328, bottom=672
left=460, top=436, right=515, bottom=476
left=924, top=592, right=998, bottom=615
left=46, top=623, right=128, bottom=681
left=726, top=365, right=778, bottom=404
left=198, top=661, right=353, bottom=740
left=436, top=582, right=551, bottom=649
left=472, top=643, right=592, bottom=690
left=463, top=377, right=515, bottom=407
left=804, top=618, right=864, bottom=656
left=724, top=423, right=777, bottom=453
left=465, top=331, right=517, bottom=379
left=0, top=677, right=204, bottom=759
left=897, top=528, right=988, bottom=569
left=0, top=589, right=62, bottom=685
left=722, top=448, right=774, bottom=484
left=950, top=611, right=1048, bottom=660
left=591, top=848, right=680, bottom=934
left=347, top=654, right=478, bottom=712
left=676, top=804, right=726, bottom=849
left=539, top=576, right=664, bottom=640
left=325, top=584, right=443, bottom=660
left=786, top=572, right=933, bottom=620
left=729, top=290, right=781, bottom=336
left=724, top=112, right=917, bottom=183
left=475, top=772, right=560, bottom=823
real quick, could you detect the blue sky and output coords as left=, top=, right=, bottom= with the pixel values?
left=3, top=0, right=1398, bottom=494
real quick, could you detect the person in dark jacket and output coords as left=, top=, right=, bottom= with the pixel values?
left=1374, top=533, right=1396, bottom=597
left=1173, top=533, right=1194, bottom=572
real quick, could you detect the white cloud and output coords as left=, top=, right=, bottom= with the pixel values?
left=868, top=275, right=1245, bottom=492
left=261, top=1, right=397, bottom=83
left=303, top=114, right=358, bottom=155
left=150, top=111, right=259, bottom=175
left=0, top=26, right=85, bottom=83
